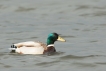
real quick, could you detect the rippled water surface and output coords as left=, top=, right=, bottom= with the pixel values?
left=0, top=0, right=106, bottom=71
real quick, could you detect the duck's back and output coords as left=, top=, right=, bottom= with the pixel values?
left=10, top=41, right=47, bottom=54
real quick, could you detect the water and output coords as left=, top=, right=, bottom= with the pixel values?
left=0, top=0, right=106, bottom=71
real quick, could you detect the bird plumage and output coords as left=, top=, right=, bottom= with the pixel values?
left=10, top=33, right=66, bottom=54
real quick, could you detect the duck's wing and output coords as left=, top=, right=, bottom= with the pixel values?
left=10, top=41, right=47, bottom=54
left=14, top=41, right=42, bottom=48
left=16, top=46, right=45, bottom=54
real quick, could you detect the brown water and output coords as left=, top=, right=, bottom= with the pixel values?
left=0, top=0, right=106, bottom=71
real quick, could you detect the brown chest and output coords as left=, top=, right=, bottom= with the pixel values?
left=43, top=46, right=56, bottom=54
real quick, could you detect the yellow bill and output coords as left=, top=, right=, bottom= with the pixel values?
left=57, top=36, right=66, bottom=42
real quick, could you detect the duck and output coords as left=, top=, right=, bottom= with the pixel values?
left=10, top=33, right=66, bottom=54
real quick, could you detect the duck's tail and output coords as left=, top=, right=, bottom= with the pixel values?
left=9, top=45, right=17, bottom=53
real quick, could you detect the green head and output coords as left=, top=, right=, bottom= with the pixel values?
left=47, top=33, right=66, bottom=45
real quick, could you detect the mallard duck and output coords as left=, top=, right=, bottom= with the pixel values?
left=10, top=33, right=66, bottom=54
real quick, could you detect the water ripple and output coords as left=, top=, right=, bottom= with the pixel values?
left=59, top=55, right=104, bottom=60
left=36, top=60, right=60, bottom=67
left=96, top=62, right=106, bottom=65
left=93, top=11, right=106, bottom=16
left=15, top=7, right=35, bottom=12
left=75, top=5, right=90, bottom=10
left=72, top=62, right=97, bottom=67
left=61, top=35, right=76, bottom=38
